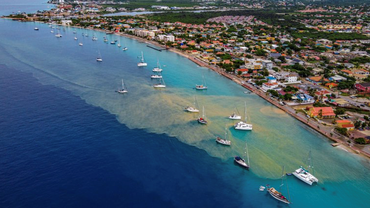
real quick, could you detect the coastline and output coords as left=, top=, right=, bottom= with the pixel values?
left=18, top=20, right=370, bottom=159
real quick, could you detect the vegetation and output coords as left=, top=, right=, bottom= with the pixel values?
left=335, top=127, right=348, bottom=136
left=354, top=137, right=368, bottom=144
left=291, top=31, right=368, bottom=41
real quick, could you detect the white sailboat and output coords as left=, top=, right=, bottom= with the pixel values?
left=292, top=150, right=318, bottom=185
left=79, top=42, right=83, bottom=46
left=92, top=34, right=98, bottom=41
left=152, top=60, right=163, bottom=72
left=234, top=102, right=252, bottom=130
left=116, top=79, right=128, bottom=94
left=151, top=74, right=162, bottom=79
left=74, top=36, right=78, bottom=40
left=197, top=106, right=207, bottom=125
left=234, top=143, right=249, bottom=168
left=153, top=77, right=166, bottom=88
left=229, top=107, right=242, bottom=120
left=137, top=51, right=147, bottom=67
left=216, top=127, right=231, bottom=146
left=117, top=40, right=121, bottom=48
left=267, top=167, right=291, bottom=204
left=195, top=75, right=207, bottom=90
left=185, top=96, right=199, bottom=113
left=96, top=51, right=103, bottom=62
left=55, top=32, right=62, bottom=38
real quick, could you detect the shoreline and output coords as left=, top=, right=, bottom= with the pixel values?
left=19, top=20, right=370, bottom=159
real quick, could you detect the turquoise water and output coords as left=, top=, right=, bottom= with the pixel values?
left=1, top=15, right=370, bottom=207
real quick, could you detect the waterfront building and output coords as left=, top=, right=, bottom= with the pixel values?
left=308, top=107, right=336, bottom=119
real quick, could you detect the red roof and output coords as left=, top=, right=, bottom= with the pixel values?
left=310, top=107, right=335, bottom=117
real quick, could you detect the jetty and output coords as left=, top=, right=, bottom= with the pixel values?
left=147, top=44, right=165, bottom=51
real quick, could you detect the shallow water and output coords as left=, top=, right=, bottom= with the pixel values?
left=0, top=9, right=370, bottom=208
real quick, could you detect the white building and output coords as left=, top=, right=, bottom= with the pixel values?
left=165, top=35, right=175, bottom=42
left=285, top=72, right=299, bottom=83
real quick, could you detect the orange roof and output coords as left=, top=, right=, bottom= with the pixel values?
left=342, top=124, right=355, bottom=128
left=309, top=76, right=323, bottom=82
left=310, top=107, right=335, bottom=117
left=341, top=69, right=353, bottom=74
left=336, top=120, right=352, bottom=124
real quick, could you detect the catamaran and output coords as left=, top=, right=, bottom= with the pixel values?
left=229, top=107, right=242, bottom=120
left=185, top=96, right=199, bottom=113
left=197, top=106, right=208, bottom=125
left=153, top=77, right=166, bottom=88
left=292, top=150, right=318, bottom=185
left=116, top=79, right=128, bottom=94
left=267, top=167, right=291, bottom=204
left=137, top=51, right=147, bottom=67
left=216, top=127, right=231, bottom=146
left=152, top=60, right=163, bottom=72
left=234, top=102, right=252, bottom=130
left=234, top=143, right=249, bottom=168
left=195, top=75, right=207, bottom=90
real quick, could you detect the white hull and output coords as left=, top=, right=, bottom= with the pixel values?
left=234, top=121, right=253, bottom=130
left=292, top=167, right=318, bottom=185
left=55, top=34, right=62, bottom=38
left=267, top=188, right=290, bottom=204
left=151, top=75, right=162, bottom=79
left=138, top=63, right=147, bottom=67
left=153, top=68, right=163, bottom=72
left=123, top=47, right=128, bottom=51
left=234, top=157, right=249, bottom=168
left=185, top=107, right=199, bottom=113
left=229, top=114, right=241, bottom=120
left=153, top=84, right=166, bottom=88
left=117, top=90, right=128, bottom=94
left=195, top=85, right=207, bottom=90
left=216, top=137, right=231, bottom=146
left=96, top=58, right=103, bottom=62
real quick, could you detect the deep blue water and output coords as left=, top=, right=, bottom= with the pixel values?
left=0, top=65, right=253, bottom=208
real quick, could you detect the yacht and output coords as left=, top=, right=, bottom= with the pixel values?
left=197, top=106, right=207, bottom=124
left=153, top=77, right=166, bottom=88
left=151, top=74, right=162, bottom=79
left=292, top=151, right=318, bottom=185
left=185, top=97, right=199, bottom=113
left=152, top=60, right=163, bottom=72
left=216, top=127, right=231, bottom=146
left=267, top=187, right=290, bottom=204
left=137, top=51, right=147, bottom=67
left=234, top=156, right=249, bottom=169
left=292, top=167, right=318, bottom=185
left=116, top=79, right=128, bottom=94
left=234, top=102, right=252, bottom=130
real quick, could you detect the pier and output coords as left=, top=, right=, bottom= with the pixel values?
left=146, top=44, right=165, bottom=51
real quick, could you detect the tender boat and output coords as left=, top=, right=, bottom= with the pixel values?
left=34, top=27, right=39, bottom=31
left=137, top=51, right=147, bottom=67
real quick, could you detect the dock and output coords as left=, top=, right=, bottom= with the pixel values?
left=147, top=44, right=165, bottom=51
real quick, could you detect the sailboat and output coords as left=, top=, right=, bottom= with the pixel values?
left=92, top=35, right=98, bottom=41
left=267, top=167, right=291, bottom=204
left=122, top=47, right=128, bottom=51
left=216, top=127, right=231, bottom=146
left=185, top=96, right=199, bottom=113
left=292, top=150, right=318, bottom=185
left=197, top=106, right=207, bottom=125
left=34, top=27, right=39, bottom=31
left=229, top=107, right=242, bottom=120
left=116, top=79, right=128, bottom=94
left=117, top=40, right=121, bottom=48
left=153, top=77, right=166, bottom=88
left=195, top=75, right=207, bottom=90
left=74, top=36, right=78, bottom=40
left=137, top=51, right=147, bottom=67
left=50, top=29, right=54, bottom=33
left=234, top=102, right=252, bottom=130
left=96, top=51, right=103, bottom=62
left=79, top=42, right=83, bottom=46
left=234, top=143, right=249, bottom=168
left=151, top=74, right=162, bottom=79
left=55, top=32, right=62, bottom=38
left=152, top=60, right=163, bottom=72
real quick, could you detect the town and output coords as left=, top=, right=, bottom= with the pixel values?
left=6, top=0, right=370, bottom=156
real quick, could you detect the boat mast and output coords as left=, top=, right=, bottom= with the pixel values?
left=141, top=51, right=144, bottom=62
left=244, top=101, right=247, bottom=122
left=246, top=142, right=250, bottom=168
left=121, top=79, right=124, bottom=90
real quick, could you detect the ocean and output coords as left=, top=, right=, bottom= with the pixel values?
left=0, top=1, right=370, bottom=207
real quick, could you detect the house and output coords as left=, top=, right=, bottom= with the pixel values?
left=295, top=93, right=314, bottom=103
left=261, top=82, right=279, bottom=92
left=355, top=82, right=370, bottom=93
left=262, top=60, right=273, bottom=70
left=308, top=76, right=324, bottom=83
left=329, top=75, right=347, bottom=82
left=307, top=107, right=336, bottom=119
left=336, top=120, right=355, bottom=130
left=341, top=69, right=353, bottom=76
left=285, top=72, right=299, bottom=83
